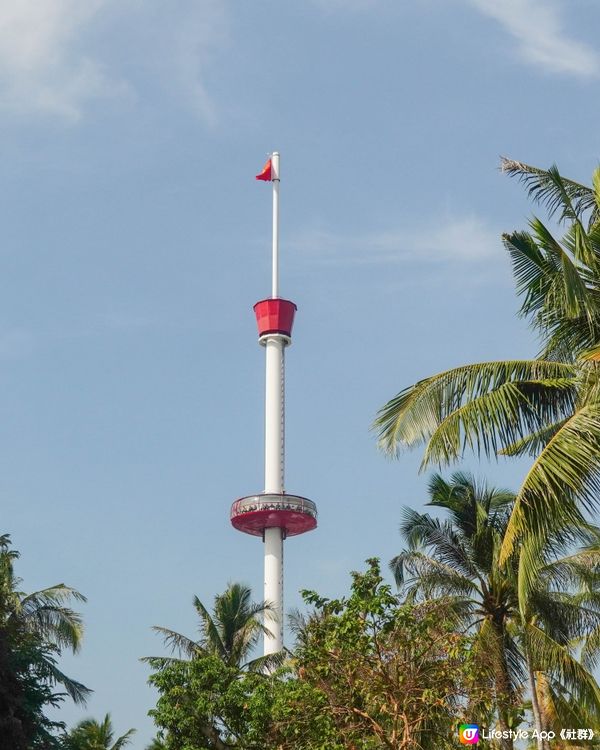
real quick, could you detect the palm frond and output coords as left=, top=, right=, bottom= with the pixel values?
left=140, top=655, right=190, bottom=669
left=528, top=591, right=600, bottom=645
left=151, top=626, right=203, bottom=660
left=193, top=595, right=227, bottom=660
left=474, top=617, right=525, bottom=692
left=245, top=648, right=288, bottom=672
left=525, top=622, right=600, bottom=715
left=43, top=660, right=92, bottom=705
left=390, top=549, right=479, bottom=600
left=500, top=158, right=597, bottom=227
left=426, top=472, right=513, bottom=535
left=232, top=615, right=274, bottom=666
left=67, top=714, right=135, bottom=750
left=499, top=419, right=567, bottom=457
left=212, top=584, right=274, bottom=665
left=112, top=728, right=136, bottom=749
left=581, top=625, right=600, bottom=670
left=13, top=585, right=86, bottom=652
left=374, top=360, right=576, bottom=462
left=503, top=229, right=550, bottom=309
left=537, top=671, right=600, bottom=737
left=146, top=583, right=271, bottom=671
left=399, top=509, right=479, bottom=578
left=539, top=539, right=600, bottom=590
left=422, top=377, right=574, bottom=467
left=501, top=402, right=600, bottom=568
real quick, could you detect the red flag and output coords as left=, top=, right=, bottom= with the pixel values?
left=255, top=158, right=272, bottom=181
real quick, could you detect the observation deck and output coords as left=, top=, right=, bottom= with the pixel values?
left=230, top=493, right=317, bottom=537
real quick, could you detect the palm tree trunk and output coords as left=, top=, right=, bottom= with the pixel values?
left=526, top=655, right=546, bottom=750
left=492, top=621, right=514, bottom=750
left=496, top=711, right=514, bottom=750
left=523, top=627, right=553, bottom=750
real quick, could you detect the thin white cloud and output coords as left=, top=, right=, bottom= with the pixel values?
left=313, top=0, right=598, bottom=78
left=468, top=0, right=599, bottom=77
left=288, top=215, right=500, bottom=266
left=146, top=1, right=230, bottom=127
left=0, top=1, right=230, bottom=124
left=0, top=1, right=127, bottom=121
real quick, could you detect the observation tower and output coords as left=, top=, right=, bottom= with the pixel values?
left=230, top=152, right=317, bottom=655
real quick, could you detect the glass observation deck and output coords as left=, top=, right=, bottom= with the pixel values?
left=230, top=493, right=317, bottom=537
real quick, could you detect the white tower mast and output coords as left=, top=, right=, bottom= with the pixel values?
left=263, top=152, right=284, bottom=652
left=230, top=152, right=317, bottom=656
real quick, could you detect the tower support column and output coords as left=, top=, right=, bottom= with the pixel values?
left=263, top=333, right=286, bottom=653
left=264, top=336, right=285, bottom=495
left=264, top=526, right=283, bottom=654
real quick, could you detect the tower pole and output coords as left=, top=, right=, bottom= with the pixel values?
left=230, top=151, right=316, bottom=658
left=264, top=152, right=284, bottom=655
left=271, top=152, right=280, bottom=299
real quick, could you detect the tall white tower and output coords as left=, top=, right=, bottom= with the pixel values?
left=230, top=152, right=317, bottom=654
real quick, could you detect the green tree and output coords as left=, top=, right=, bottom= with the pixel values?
left=63, top=715, right=135, bottom=750
left=392, top=473, right=600, bottom=750
left=148, top=562, right=493, bottom=750
left=375, top=159, right=600, bottom=579
left=271, top=559, right=492, bottom=750
left=145, top=583, right=276, bottom=749
left=148, top=656, right=274, bottom=750
left=0, top=533, right=90, bottom=749
left=147, top=582, right=274, bottom=670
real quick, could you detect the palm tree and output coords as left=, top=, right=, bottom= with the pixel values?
left=0, top=533, right=90, bottom=704
left=63, top=714, right=135, bottom=750
left=147, top=582, right=274, bottom=671
left=145, top=585, right=276, bottom=750
left=392, top=473, right=600, bottom=750
left=375, top=159, right=600, bottom=581
left=500, top=158, right=600, bottom=360
left=144, top=585, right=276, bottom=749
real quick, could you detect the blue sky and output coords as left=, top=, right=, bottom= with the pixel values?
left=2, top=0, right=599, bottom=746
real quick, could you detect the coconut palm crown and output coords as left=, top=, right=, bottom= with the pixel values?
left=63, top=714, right=135, bottom=750
left=392, top=473, right=600, bottom=749
left=0, top=533, right=90, bottom=706
left=375, top=160, right=600, bottom=580
left=147, top=582, right=274, bottom=671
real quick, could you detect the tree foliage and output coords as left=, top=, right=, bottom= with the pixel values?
left=62, top=714, right=135, bottom=750
left=0, top=534, right=90, bottom=750
left=272, top=559, right=492, bottom=750
left=145, top=582, right=275, bottom=673
left=391, top=473, right=600, bottom=749
left=374, top=160, right=600, bottom=567
left=147, top=565, right=492, bottom=750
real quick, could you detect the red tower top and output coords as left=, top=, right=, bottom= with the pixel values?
left=253, top=298, right=297, bottom=338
